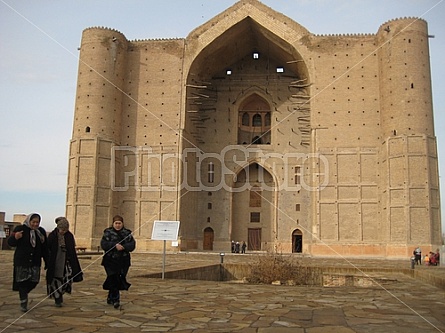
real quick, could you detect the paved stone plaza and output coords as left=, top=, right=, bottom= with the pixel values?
left=0, top=251, right=444, bottom=333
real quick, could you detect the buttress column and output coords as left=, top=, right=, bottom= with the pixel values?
left=66, top=28, right=128, bottom=248
left=377, top=18, right=441, bottom=254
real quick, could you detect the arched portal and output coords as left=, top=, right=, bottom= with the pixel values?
left=203, top=227, right=214, bottom=250
left=181, top=14, right=311, bottom=254
left=231, top=163, right=275, bottom=251
left=292, top=229, right=303, bottom=253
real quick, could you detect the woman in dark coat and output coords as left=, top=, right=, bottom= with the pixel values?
left=46, top=217, right=83, bottom=307
left=100, top=215, right=136, bottom=309
left=7, top=213, right=48, bottom=312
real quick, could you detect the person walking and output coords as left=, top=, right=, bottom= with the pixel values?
left=7, top=213, right=48, bottom=312
left=413, top=246, right=422, bottom=265
left=241, top=241, right=247, bottom=254
left=100, top=215, right=136, bottom=309
left=46, top=217, right=83, bottom=307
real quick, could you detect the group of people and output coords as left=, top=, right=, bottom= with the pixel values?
left=425, top=250, right=440, bottom=266
left=413, top=246, right=441, bottom=266
left=231, top=240, right=247, bottom=254
left=7, top=213, right=135, bottom=312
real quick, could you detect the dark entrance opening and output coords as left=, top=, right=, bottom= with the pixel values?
left=292, top=229, right=303, bottom=253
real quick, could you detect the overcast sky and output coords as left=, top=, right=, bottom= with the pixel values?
left=0, top=0, right=444, bottom=231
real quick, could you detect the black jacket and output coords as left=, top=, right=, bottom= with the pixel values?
left=100, top=227, right=136, bottom=269
left=8, top=224, right=48, bottom=269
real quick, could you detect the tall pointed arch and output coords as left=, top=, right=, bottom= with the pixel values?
left=231, top=162, right=276, bottom=252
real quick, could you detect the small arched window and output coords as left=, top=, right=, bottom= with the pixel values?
left=253, top=114, right=262, bottom=127
left=85, top=126, right=91, bottom=133
left=242, top=112, right=249, bottom=126
left=208, top=162, right=214, bottom=183
left=265, top=112, right=271, bottom=126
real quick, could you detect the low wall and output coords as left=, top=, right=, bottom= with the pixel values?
left=141, top=264, right=223, bottom=281
left=413, top=269, right=445, bottom=290
left=139, top=263, right=445, bottom=290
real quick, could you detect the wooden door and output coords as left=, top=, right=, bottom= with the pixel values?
left=203, top=227, right=214, bottom=250
left=248, top=228, right=261, bottom=251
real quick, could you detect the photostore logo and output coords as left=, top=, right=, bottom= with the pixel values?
left=111, top=146, right=329, bottom=192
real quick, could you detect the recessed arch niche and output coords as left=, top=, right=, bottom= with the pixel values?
left=238, top=94, right=271, bottom=145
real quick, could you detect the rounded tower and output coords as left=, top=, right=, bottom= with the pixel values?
left=377, top=18, right=441, bottom=253
left=67, top=27, right=128, bottom=249
left=72, top=27, right=128, bottom=142
left=377, top=18, right=434, bottom=138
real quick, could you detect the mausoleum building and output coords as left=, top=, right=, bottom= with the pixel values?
left=66, top=0, right=441, bottom=257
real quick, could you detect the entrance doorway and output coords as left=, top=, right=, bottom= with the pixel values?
left=248, top=228, right=261, bottom=251
left=292, top=229, right=303, bottom=253
left=203, top=227, right=214, bottom=250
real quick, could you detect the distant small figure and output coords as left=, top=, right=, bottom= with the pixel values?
left=235, top=241, right=240, bottom=253
left=428, top=251, right=438, bottom=266
left=231, top=240, right=235, bottom=253
left=435, top=249, right=440, bottom=266
left=413, top=246, right=422, bottom=265
left=241, top=241, right=246, bottom=254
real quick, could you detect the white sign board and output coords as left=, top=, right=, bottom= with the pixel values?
left=151, top=220, right=180, bottom=241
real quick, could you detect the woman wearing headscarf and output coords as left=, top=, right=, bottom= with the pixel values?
left=7, top=213, right=48, bottom=312
left=46, top=217, right=83, bottom=307
left=100, top=215, right=136, bottom=309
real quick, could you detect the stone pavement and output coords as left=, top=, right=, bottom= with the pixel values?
left=0, top=251, right=444, bottom=333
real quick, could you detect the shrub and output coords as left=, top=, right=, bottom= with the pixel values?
left=246, top=253, right=316, bottom=285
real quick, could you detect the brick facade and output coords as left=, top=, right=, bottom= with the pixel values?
left=67, top=0, right=441, bottom=257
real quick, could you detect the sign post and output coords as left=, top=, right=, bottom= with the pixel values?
left=151, top=220, right=180, bottom=279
